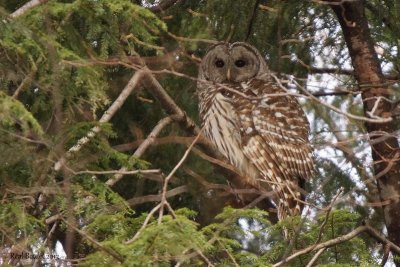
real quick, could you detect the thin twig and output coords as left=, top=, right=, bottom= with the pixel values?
left=157, top=129, right=203, bottom=224
left=167, top=32, right=218, bottom=44
left=62, top=218, right=124, bottom=262
left=285, top=75, right=392, bottom=123
left=273, top=224, right=400, bottom=266
left=125, top=203, right=161, bottom=244
left=314, top=188, right=344, bottom=245
left=33, top=221, right=59, bottom=267
left=106, top=116, right=174, bottom=186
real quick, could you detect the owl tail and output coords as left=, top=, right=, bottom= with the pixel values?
left=276, top=187, right=304, bottom=239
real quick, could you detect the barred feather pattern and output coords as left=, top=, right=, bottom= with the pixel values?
left=198, top=77, right=314, bottom=220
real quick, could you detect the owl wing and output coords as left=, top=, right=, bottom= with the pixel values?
left=239, top=78, right=314, bottom=181
left=233, top=78, right=314, bottom=217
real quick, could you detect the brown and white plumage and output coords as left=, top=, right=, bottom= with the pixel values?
left=197, top=42, right=314, bottom=221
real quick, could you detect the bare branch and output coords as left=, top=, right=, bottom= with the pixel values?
left=286, top=76, right=392, bottom=123
left=158, top=130, right=203, bottom=223
left=12, top=75, right=31, bottom=99
left=106, top=70, right=200, bottom=186
left=72, top=169, right=162, bottom=176
left=305, top=248, right=326, bottom=267
left=314, top=188, right=343, bottom=245
left=167, top=32, right=219, bottom=44
left=127, top=185, right=188, bottom=206
left=149, top=0, right=182, bottom=13
left=258, top=4, right=278, bottom=12
left=10, top=0, right=48, bottom=18
left=54, top=70, right=144, bottom=171
left=141, top=70, right=200, bottom=134
left=113, top=136, right=197, bottom=152
left=62, top=218, right=124, bottom=262
left=105, top=116, right=174, bottom=186
left=273, top=224, right=400, bottom=267
left=125, top=203, right=161, bottom=244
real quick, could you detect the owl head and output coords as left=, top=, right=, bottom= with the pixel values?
left=198, top=42, right=269, bottom=83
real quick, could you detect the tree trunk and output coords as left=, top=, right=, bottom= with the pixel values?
left=330, top=1, right=400, bottom=264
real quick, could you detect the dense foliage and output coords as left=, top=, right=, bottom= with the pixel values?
left=0, top=0, right=399, bottom=266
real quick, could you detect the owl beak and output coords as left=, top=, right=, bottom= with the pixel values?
left=226, top=68, right=231, bottom=81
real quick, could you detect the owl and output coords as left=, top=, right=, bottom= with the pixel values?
left=197, top=42, right=314, bottom=221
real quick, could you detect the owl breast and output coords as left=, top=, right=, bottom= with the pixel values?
left=200, top=90, right=259, bottom=184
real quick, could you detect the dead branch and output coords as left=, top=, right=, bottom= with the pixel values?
left=10, top=0, right=48, bottom=18
left=287, top=76, right=392, bottom=123
left=158, top=130, right=202, bottom=224
left=69, top=168, right=162, bottom=176
left=149, top=0, right=181, bottom=13
left=113, top=136, right=197, bottom=152
left=106, top=69, right=201, bottom=186
left=142, top=71, right=199, bottom=133
left=127, top=185, right=188, bottom=206
left=258, top=4, right=278, bottom=12
left=314, top=188, right=343, bottom=244
left=305, top=247, right=326, bottom=267
left=167, top=32, right=219, bottom=44
left=62, top=218, right=124, bottom=262
left=125, top=203, right=161, bottom=244
left=54, top=70, right=144, bottom=171
left=105, top=116, right=174, bottom=186
left=273, top=224, right=400, bottom=267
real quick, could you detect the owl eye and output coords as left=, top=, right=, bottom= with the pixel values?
left=234, top=59, right=246, bottom=68
left=215, top=59, right=225, bottom=68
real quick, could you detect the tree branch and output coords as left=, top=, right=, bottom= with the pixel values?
left=10, top=0, right=48, bottom=18
left=105, top=70, right=200, bottom=186
left=127, top=185, right=188, bottom=206
left=105, top=116, right=174, bottom=186
left=62, top=218, right=124, bottom=262
left=158, top=130, right=202, bottom=223
left=274, top=224, right=400, bottom=267
left=54, top=70, right=144, bottom=171
left=149, top=0, right=182, bottom=13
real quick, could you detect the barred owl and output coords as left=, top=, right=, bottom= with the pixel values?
left=197, top=42, right=314, bottom=221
